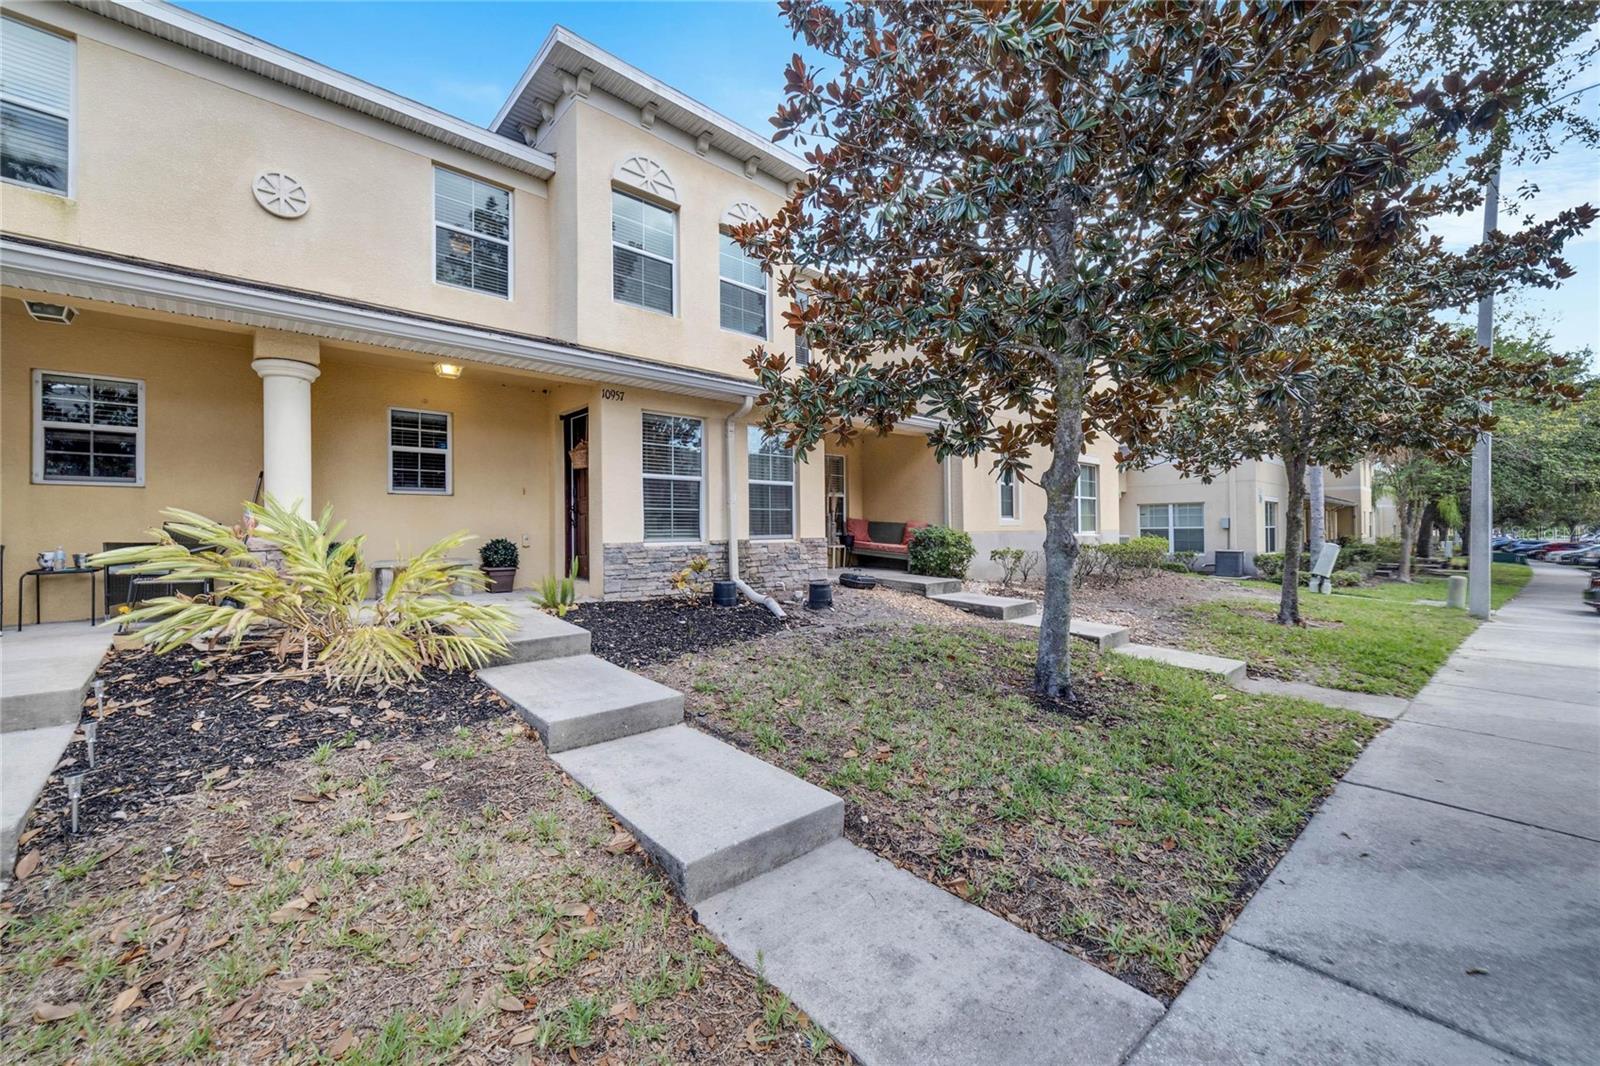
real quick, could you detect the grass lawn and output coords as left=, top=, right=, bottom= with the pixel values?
left=1182, top=563, right=1533, bottom=697
left=0, top=723, right=841, bottom=1064
left=676, top=623, right=1380, bottom=1000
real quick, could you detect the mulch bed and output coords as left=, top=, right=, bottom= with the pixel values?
left=567, top=598, right=802, bottom=669
left=23, top=643, right=511, bottom=849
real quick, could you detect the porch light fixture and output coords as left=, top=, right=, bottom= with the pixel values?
left=433, top=362, right=463, bottom=380
left=23, top=300, right=78, bottom=324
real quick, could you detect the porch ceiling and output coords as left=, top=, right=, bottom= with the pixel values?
left=1, top=236, right=761, bottom=402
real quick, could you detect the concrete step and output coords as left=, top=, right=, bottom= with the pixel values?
left=698, top=839, right=1163, bottom=1065
left=1112, top=643, right=1248, bottom=683
left=478, top=654, right=682, bottom=752
left=832, top=569, right=960, bottom=597
left=1, top=720, right=80, bottom=879
left=553, top=725, right=843, bottom=904
left=1006, top=614, right=1134, bottom=650
left=929, top=591, right=1038, bottom=620
left=490, top=601, right=591, bottom=665
left=1, top=623, right=112, bottom=734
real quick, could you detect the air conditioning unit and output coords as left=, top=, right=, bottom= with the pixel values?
left=1214, top=549, right=1247, bottom=577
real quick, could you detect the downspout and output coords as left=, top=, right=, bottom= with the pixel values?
left=724, top=397, right=786, bottom=617
left=941, top=457, right=952, bottom=527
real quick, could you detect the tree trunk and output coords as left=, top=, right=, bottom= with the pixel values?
left=1397, top=497, right=1419, bottom=582
left=1308, top=466, right=1326, bottom=559
left=1417, top=500, right=1438, bottom=559
left=1279, top=445, right=1308, bottom=625
left=1036, top=363, right=1085, bottom=699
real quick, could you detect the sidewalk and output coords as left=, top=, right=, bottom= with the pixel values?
left=1130, top=563, right=1600, bottom=1066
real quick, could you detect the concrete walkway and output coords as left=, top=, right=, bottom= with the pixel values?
left=1131, top=563, right=1600, bottom=1065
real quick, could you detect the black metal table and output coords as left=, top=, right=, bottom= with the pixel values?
left=17, top=566, right=101, bottom=630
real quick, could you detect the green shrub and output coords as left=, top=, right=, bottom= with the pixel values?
left=1253, top=551, right=1313, bottom=579
left=91, top=497, right=516, bottom=690
left=1332, top=569, right=1363, bottom=587
left=480, top=537, right=520, bottom=569
left=534, top=558, right=582, bottom=617
left=1157, top=560, right=1191, bottom=573
left=910, top=526, right=975, bottom=578
left=989, top=547, right=1040, bottom=589
left=1170, top=550, right=1199, bottom=572
left=1101, top=536, right=1172, bottom=574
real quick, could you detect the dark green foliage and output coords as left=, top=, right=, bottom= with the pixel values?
left=480, top=538, right=519, bottom=569
left=909, top=526, right=975, bottom=579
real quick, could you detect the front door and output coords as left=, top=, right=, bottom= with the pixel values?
left=563, top=409, right=589, bottom=580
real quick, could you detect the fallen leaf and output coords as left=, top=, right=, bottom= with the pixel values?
left=110, top=986, right=144, bottom=1015
left=496, top=994, right=524, bottom=1012
left=326, top=1029, right=355, bottom=1059
left=604, top=830, right=636, bottom=855
left=383, top=811, right=415, bottom=823
left=18, top=827, right=43, bottom=847
left=226, top=876, right=253, bottom=888
left=217, top=987, right=262, bottom=1026
left=13, top=851, right=41, bottom=880
left=290, top=793, right=322, bottom=805
left=33, top=1002, right=81, bottom=1023
left=155, top=675, right=183, bottom=686
left=509, top=1024, right=540, bottom=1046
left=268, top=898, right=314, bottom=924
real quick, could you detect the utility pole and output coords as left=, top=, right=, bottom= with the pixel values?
left=1468, top=165, right=1500, bottom=620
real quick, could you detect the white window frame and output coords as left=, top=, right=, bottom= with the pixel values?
left=1076, top=463, right=1098, bottom=534
left=1138, top=502, right=1204, bottom=553
left=1264, top=499, right=1279, bottom=553
left=719, top=231, right=769, bottom=339
left=32, top=369, right=144, bottom=486
left=1, top=16, right=74, bottom=198
left=748, top=427, right=795, bottom=540
left=388, top=406, right=453, bottom=496
left=612, top=189, right=678, bottom=317
left=641, top=412, right=704, bottom=543
left=999, top=468, right=1019, bottom=522
left=432, top=165, right=512, bottom=300
left=793, top=291, right=811, bottom=366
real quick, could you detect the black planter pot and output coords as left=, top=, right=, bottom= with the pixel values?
left=711, top=580, right=739, bottom=607
left=807, top=579, right=834, bottom=610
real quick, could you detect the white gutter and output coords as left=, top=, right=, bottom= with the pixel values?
left=721, top=397, right=784, bottom=617
left=1, top=238, right=761, bottom=401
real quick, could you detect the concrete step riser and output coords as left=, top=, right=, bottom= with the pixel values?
left=493, top=629, right=591, bottom=665
left=930, top=592, right=1039, bottom=620
left=2, top=688, right=87, bottom=734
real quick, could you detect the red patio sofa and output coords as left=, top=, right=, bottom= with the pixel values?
left=845, top=518, right=928, bottom=565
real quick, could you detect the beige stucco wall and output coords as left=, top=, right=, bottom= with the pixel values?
left=308, top=350, right=557, bottom=590
left=825, top=433, right=947, bottom=529
left=0, top=300, right=261, bottom=623
left=1, top=4, right=553, bottom=336
left=1120, top=460, right=1291, bottom=562
left=554, top=98, right=800, bottom=378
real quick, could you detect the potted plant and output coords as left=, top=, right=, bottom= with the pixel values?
left=479, top=538, right=519, bottom=594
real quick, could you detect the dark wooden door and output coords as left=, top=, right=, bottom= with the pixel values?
left=563, top=409, right=590, bottom=580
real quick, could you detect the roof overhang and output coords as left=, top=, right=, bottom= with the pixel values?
left=1, top=237, right=761, bottom=401
left=67, top=0, right=556, bottom=180
left=492, top=26, right=807, bottom=184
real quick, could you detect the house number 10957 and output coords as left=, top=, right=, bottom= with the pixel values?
left=601, top=388, right=626, bottom=401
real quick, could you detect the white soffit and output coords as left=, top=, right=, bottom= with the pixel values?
left=69, top=0, right=556, bottom=180
left=493, top=26, right=808, bottom=184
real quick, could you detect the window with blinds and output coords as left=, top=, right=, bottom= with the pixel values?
left=1, top=17, right=72, bottom=195
left=1138, top=502, right=1204, bottom=553
left=389, top=408, right=452, bottom=494
left=719, top=233, right=767, bottom=337
left=613, top=191, right=675, bottom=314
left=1076, top=464, right=1098, bottom=533
left=33, top=370, right=143, bottom=484
left=642, top=413, right=702, bottom=541
left=434, top=168, right=511, bottom=298
left=748, top=428, right=794, bottom=539
left=793, top=291, right=811, bottom=366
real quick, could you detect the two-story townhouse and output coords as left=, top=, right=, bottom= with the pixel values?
left=1, top=0, right=1125, bottom=622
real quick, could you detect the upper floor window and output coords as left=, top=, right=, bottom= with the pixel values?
left=1, top=17, right=72, bottom=195
left=434, top=167, right=510, bottom=298
left=719, top=233, right=767, bottom=337
left=748, top=428, right=794, bottom=539
left=33, top=370, right=143, bottom=485
left=999, top=468, right=1018, bottom=521
left=1263, top=500, right=1279, bottom=553
left=1076, top=464, right=1098, bottom=534
left=613, top=190, right=675, bottom=314
left=642, top=413, right=702, bottom=541
left=389, top=407, right=452, bottom=494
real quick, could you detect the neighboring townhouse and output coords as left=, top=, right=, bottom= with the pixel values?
left=1120, top=458, right=1381, bottom=572
left=0, top=0, right=1128, bottom=621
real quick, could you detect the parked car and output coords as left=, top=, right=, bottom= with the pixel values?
left=1552, top=545, right=1600, bottom=567
left=1508, top=540, right=1552, bottom=556
left=1527, top=541, right=1580, bottom=559
left=1585, top=570, right=1600, bottom=614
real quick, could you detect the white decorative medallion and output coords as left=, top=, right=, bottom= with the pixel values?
left=614, top=155, right=677, bottom=203
left=252, top=171, right=309, bottom=218
left=722, top=201, right=763, bottom=228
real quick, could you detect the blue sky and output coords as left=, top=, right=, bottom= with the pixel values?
left=182, top=1, right=1599, bottom=363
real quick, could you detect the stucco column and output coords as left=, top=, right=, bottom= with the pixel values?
left=252, top=342, right=320, bottom=516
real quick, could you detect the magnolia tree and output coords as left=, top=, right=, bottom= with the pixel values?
left=741, top=0, right=1530, bottom=698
